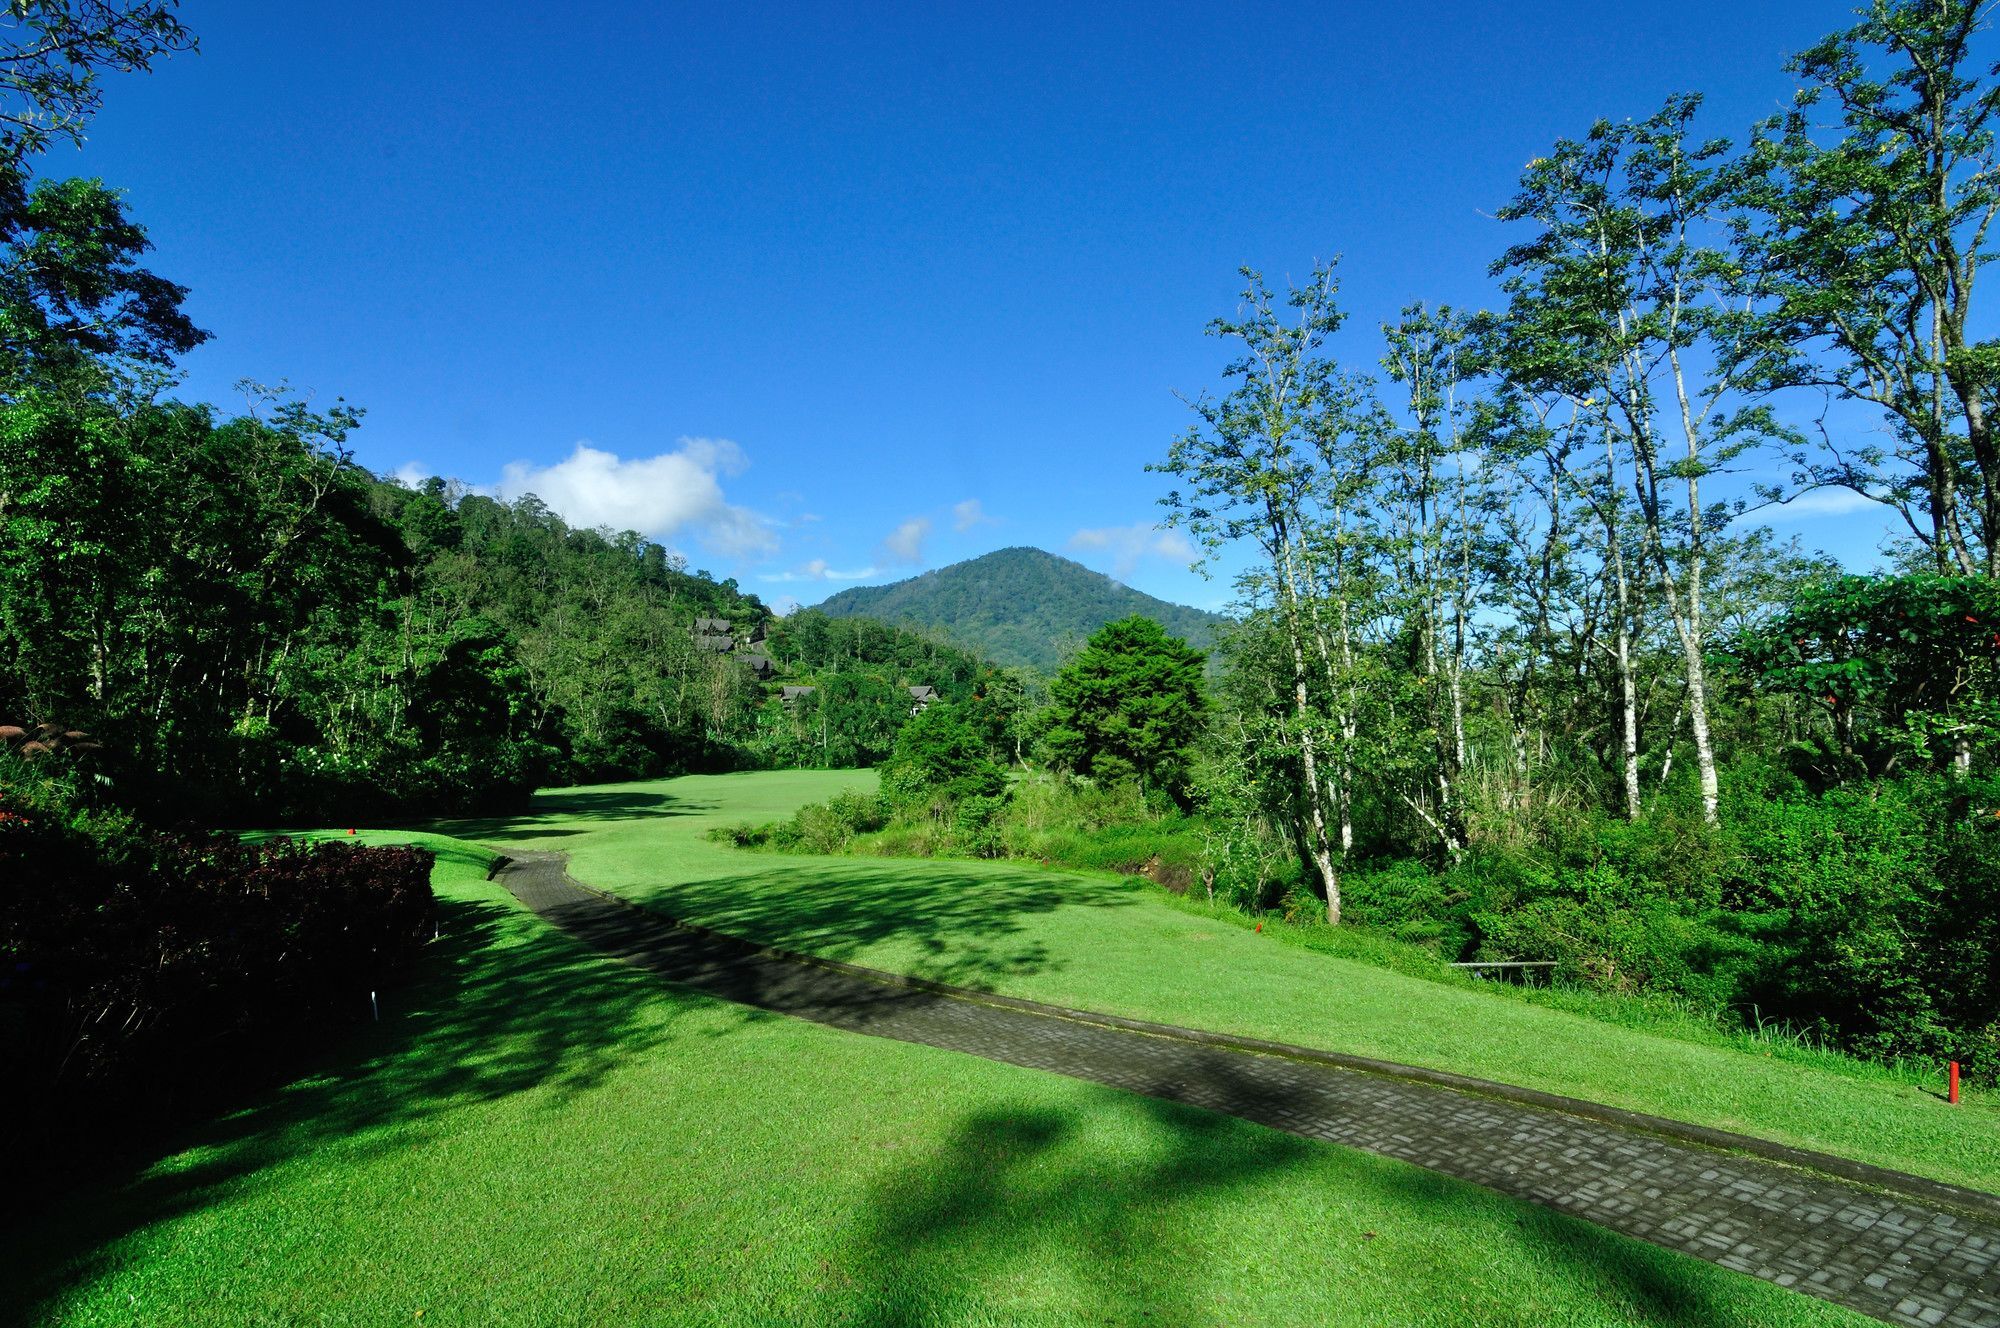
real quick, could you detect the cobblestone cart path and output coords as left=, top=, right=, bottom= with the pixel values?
left=497, top=853, right=2000, bottom=1328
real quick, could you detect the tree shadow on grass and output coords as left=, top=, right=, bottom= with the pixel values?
left=631, top=858, right=1144, bottom=992
left=0, top=887, right=731, bottom=1325
left=520, top=863, right=1844, bottom=1327
left=845, top=1076, right=1790, bottom=1328
left=430, top=786, right=711, bottom=841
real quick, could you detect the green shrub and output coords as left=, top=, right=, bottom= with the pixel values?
left=1343, top=860, right=1465, bottom=954
left=951, top=794, right=1009, bottom=858
left=1725, top=776, right=2000, bottom=1069
left=710, top=791, right=889, bottom=856
left=824, top=789, right=889, bottom=834
left=786, top=801, right=859, bottom=855
left=710, top=821, right=774, bottom=849
left=1327, top=770, right=2000, bottom=1076
left=879, top=703, right=1008, bottom=815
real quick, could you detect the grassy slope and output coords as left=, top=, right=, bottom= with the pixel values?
left=438, top=771, right=2000, bottom=1196
left=3, top=826, right=1855, bottom=1327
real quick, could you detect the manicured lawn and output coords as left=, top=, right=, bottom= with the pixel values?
left=434, top=770, right=2000, bottom=1196
left=3, top=818, right=1858, bottom=1327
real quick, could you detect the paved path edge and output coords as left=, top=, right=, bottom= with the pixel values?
left=505, top=851, right=2000, bottom=1226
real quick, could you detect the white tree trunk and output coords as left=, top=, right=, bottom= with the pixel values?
left=1277, top=530, right=1342, bottom=923
left=1617, top=621, right=1642, bottom=821
left=1665, top=347, right=1721, bottom=826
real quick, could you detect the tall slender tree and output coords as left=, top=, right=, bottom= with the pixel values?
left=1734, top=0, right=2000, bottom=576
left=1495, top=97, right=1787, bottom=825
left=1156, top=265, right=1371, bottom=921
left=1381, top=303, right=1496, bottom=853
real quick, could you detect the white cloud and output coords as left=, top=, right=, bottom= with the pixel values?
left=495, top=438, right=776, bottom=555
left=1764, top=489, right=1888, bottom=521
left=759, top=559, right=880, bottom=584
left=880, top=516, right=932, bottom=566
left=953, top=498, right=997, bottom=531
left=393, top=461, right=431, bottom=489
left=1068, top=522, right=1198, bottom=578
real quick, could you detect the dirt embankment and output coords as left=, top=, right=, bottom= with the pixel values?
left=1120, top=854, right=1194, bottom=894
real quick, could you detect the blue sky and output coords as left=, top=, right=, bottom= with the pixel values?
left=65, top=1, right=1913, bottom=610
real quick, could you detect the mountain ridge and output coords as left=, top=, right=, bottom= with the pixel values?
left=810, top=546, right=1227, bottom=672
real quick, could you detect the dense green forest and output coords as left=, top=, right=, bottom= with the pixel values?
left=3, top=390, right=1013, bottom=823
left=0, top=266, right=1003, bottom=823
left=815, top=546, right=1227, bottom=670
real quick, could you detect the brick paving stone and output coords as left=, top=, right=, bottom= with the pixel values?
left=498, top=853, right=2000, bottom=1328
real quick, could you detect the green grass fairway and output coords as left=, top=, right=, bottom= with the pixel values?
left=4, top=817, right=1861, bottom=1327
left=430, top=770, right=2000, bottom=1196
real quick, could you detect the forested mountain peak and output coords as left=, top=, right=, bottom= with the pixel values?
left=811, top=547, right=1227, bottom=672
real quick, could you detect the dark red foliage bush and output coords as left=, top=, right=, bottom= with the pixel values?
left=0, top=785, right=435, bottom=1176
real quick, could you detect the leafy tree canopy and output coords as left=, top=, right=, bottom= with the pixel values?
left=0, top=1, right=194, bottom=161
left=1043, top=615, right=1207, bottom=804
left=0, top=165, right=206, bottom=386
left=878, top=701, right=1007, bottom=812
left=1735, top=574, right=2000, bottom=777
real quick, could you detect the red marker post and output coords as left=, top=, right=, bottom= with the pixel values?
left=1950, top=1061, right=1961, bottom=1106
